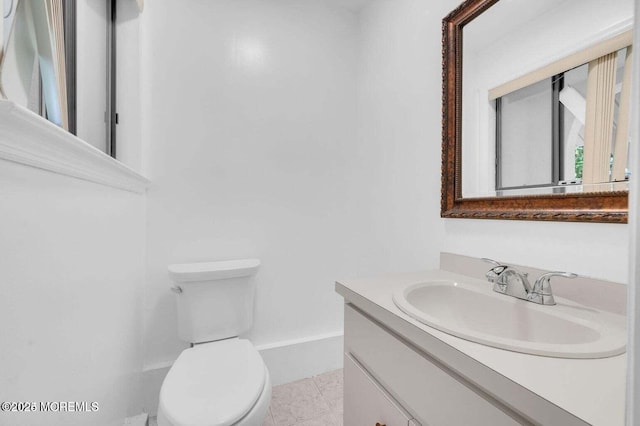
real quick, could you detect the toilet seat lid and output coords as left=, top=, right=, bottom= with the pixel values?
left=160, top=338, right=266, bottom=426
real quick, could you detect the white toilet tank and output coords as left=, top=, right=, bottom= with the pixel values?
left=168, top=259, right=260, bottom=344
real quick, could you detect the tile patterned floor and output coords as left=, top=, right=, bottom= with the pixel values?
left=264, top=369, right=343, bottom=426
left=149, top=368, right=344, bottom=426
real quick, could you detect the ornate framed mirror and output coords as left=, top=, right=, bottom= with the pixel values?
left=441, top=0, right=631, bottom=223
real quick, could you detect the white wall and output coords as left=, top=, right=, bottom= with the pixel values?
left=136, top=0, right=630, bottom=412
left=358, top=0, right=629, bottom=286
left=440, top=0, right=630, bottom=284
left=0, top=161, right=146, bottom=426
left=140, top=0, right=629, bottom=372
left=625, top=0, right=640, bottom=422
left=141, top=0, right=356, bottom=368
left=140, top=0, right=443, bottom=381
left=355, top=1, right=445, bottom=268
left=356, top=0, right=629, bottom=282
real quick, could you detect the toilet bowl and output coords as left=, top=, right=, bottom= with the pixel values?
left=157, top=259, right=270, bottom=426
left=157, top=339, right=271, bottom=426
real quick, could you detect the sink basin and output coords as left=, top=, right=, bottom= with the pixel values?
left=392, top=280, right=626, bottom=358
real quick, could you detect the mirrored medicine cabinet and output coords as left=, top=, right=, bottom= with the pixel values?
left=442, top=0, right=633, bottom=222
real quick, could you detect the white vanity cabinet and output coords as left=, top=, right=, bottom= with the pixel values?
left=343, top=303, right=592, bottom=426
left=344, top=304, right=523, bottom=426
left=344, top=353, right=420, bottom=426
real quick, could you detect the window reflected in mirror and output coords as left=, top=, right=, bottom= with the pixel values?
left=497, top=78, right=554, bottom=189
left=460, top=0, right=632, bottom=201
left=496, top=47, right=631, bottom=192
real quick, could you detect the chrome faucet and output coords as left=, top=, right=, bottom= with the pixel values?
left=482, top=258, right=577, bottom=306
left=528, top=271, right=578, bottom=305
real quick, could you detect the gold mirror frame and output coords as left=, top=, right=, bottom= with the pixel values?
left=441, top=0, right=628, bottom=223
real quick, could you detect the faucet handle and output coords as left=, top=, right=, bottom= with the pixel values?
left=538, top=271, right=578, bottom=280
left=535, top=271, right=578, bottom=289
left=481, top=258, right=507, bottom=282
left=530, top=271, right=578, bottom=305
left=481, top=258, right=502, bottom=267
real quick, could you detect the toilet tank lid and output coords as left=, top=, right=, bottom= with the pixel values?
left=168, top=258, right=260, bottom=283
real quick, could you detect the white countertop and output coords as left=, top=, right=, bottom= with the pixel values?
left=336, top=269, right=627, bottom=426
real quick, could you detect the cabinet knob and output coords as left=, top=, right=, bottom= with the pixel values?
left=376, top=423, right=386, bottom=426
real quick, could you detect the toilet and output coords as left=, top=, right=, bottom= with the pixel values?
left=157, top=258, right=271, bottom=426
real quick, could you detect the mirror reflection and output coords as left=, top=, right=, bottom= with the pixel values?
left=0, top=0, right=115, bottom=154
left=497, top=47, right=630, bottom=191
left=461, top=0, right=633, bottom=198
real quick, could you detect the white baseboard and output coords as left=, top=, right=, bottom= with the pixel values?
left=257, top=331, right=344, bottom=386
left=142, top=364, right=171, bottom=417
left=123, top=413, right=148, bottom=426
left=141, top=331, right=344, bottom=416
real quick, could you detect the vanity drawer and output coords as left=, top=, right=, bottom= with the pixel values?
left=344, top=304, right=526, bottom=426
left=344, top=352, right=420, bottom=426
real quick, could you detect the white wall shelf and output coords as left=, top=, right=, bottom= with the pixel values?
left=0, top=99, right=149, bottom=193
